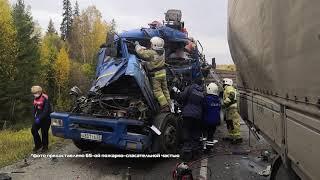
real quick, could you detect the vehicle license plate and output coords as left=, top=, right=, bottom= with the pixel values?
left=80, top=133, right=102, bottom=142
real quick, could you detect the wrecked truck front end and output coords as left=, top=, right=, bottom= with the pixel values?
left=51, top=24, right=204, bottom=153
left=51, top=39, right=158, bottom=152
left=51, top=112, right=152, bottom=152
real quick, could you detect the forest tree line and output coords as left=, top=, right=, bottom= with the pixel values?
left=0, top=0, right=115, bottom=128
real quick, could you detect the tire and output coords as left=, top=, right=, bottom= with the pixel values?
left=72, top=140, right=100, bottom=151
left=152, top=114, right=180, bottom=153
left=271, top=158, right=300, bottom=180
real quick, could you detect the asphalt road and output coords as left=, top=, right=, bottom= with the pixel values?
left=1, top=121, right=272, bottom=180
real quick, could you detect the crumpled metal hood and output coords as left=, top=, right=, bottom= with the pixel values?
left=90, top=56, right=127, bottom=92
left=89, top=50, right=157, bottom=111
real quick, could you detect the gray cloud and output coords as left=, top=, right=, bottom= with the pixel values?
left=10, top=0, right=233, bottom=64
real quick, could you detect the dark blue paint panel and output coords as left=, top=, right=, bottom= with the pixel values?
left=51, top=112, right=152, bottom=152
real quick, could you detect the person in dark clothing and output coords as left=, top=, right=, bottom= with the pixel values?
left=178, top=79, right=205, bottom=159
left=31, top=86, right=51, bottom=153
left=203, top=83, right=221, bottom=146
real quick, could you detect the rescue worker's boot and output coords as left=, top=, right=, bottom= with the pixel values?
left=33, top=146, right=42, bottom=153
left=41, top=146, right=49, bottom=153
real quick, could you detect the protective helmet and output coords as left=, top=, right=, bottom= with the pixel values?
left=223, top=78, right=233, bottom=86
left=150, top=37, right=164, bottom=51
left=31, top=85, right=43, bottom=94
left=207, top=83, right=219, bottom=95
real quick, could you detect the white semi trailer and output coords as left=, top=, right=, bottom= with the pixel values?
left=228, top=1, right=320, bottom=179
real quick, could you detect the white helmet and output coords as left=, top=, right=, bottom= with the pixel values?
left=223, top=78, right=233, bottom=86
left=150, top=37, right=164, bottom=50
left=207, top=83, right=219, bottom=95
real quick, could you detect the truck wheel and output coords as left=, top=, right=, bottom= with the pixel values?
left=72, top=140, right=100, bottom=151
left=153, top=114, right=180, bottom=153
left=270, top=157, right=299, bottom=180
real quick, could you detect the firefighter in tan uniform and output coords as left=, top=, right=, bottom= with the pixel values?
left=135, top=37, right=171, bottom=112
left=222, top=78, right=242, bottom=144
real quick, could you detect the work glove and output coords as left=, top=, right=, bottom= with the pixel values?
left=135, top=43, right=146, bottom=52
left=172, top=86, right=181, bottom=93
left=35, top=117, right=40, bottom=124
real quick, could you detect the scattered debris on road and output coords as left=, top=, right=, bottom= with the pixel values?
left=248, top=162, right=255, bottom=168
left=258, top=165, right=271, bottom=176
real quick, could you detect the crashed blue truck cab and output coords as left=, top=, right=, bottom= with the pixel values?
left=51, top=10, right=208, bottom=153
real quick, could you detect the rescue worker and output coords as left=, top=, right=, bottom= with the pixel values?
left=203, top=83, right=221, bottom=143
left=31, top=86, right=51, bottom=153
left=135, top=37, right=171, bottom=112
left=222, top=78, right=242, bottom=144
left=178, top=78, right=205, bottom=160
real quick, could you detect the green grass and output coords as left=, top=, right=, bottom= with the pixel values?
left=0, top=128, right=62, bottom=168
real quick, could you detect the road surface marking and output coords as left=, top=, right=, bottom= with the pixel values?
left=200, top=157, right=208, bottom=179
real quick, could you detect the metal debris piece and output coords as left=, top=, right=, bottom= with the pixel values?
left=224, top=162, right=230, bottom=170
left=258, top=165, right=271, bottom=176
left=261, top=150, right=271, bottom=161
left=18, top=159, right=30, bottom=168
left=248, top=162, right=255, bottom=168
left=231, top=149, right=251, bottom=155
left=51, top=157, right=58, bottom=163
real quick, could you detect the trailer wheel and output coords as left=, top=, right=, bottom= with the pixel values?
left=152, top=113, right=180, bottom=153
left=270, top=157, right=300, bottom=180
left=72, top=140, right=100, bottom=151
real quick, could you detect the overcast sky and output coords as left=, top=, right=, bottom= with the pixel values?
left=10, top=0, right=233, bottom=64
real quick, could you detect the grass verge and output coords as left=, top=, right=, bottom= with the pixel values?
left=0, top=128, right=61, bottom=168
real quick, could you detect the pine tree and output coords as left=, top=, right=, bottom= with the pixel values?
left=73, top=1, right=79, bottom=17
left=12, top=0, right=40, bottom=123
left=60, top=0, right=73, bottom=41
left=0, top=0, right=18, bottom=124
left=47, top=19, right=57, bottom=34
left=0, top=0, right=17, bottom=80
left=68, top=0, right=80, bottom=59
left=110, top=19, right=116, bottom=33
